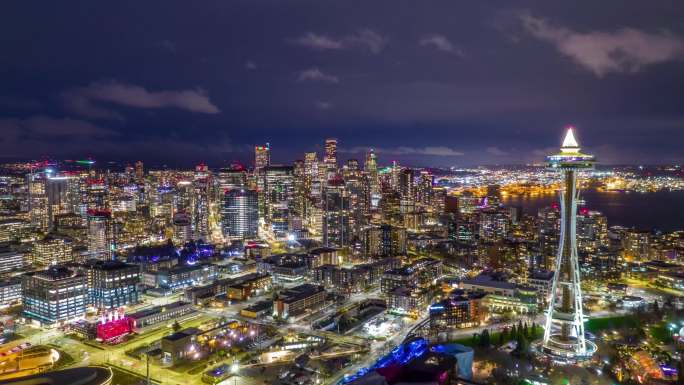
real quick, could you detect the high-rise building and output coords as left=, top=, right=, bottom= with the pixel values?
left=324, top=138, right=338, bottom=175
left=304, top=152, right=319, bottom=193
left=541, top=127, right=597, bottom=361
left=622, top=229, right=651, bottom=261
left=221, top=189, right=259, bottom=240
left=27, top=171, right=49, bottom=230
left=192, top=178, right=210, bottom=240
left=263, top=165, right=294, bottom=238
left=478, top=208, right=511, bottom=242
left=46, top=175, right=72, bottom=228
left=364, top=149, right=381, bottom=210
left=85, top=178, right=109, bottom=211
left=134, top=161, right=144, bottom=182
left=87, top=209, right=113, bottom=260
left=457, top=191, right=480, bottom=216
left=323, top=177, right=351, bottom=247
left=254, top=144, right=271, bottom=173
left=577, top=210, right=609, bottom=253
left=172, top=212, right=192, bottom=245
left=485, top=184, right=502, bottom=207
left=399, top=168, right=415, bottom=199
left=417, top=171, right=434, bottom=206
left=363, top=224, right=407, bottom=257
left=33, top=235, right=73, bottom=265
left=216, top=166, right=247, bottom=193
left=22, top=265, right=87, bottom=324
left=81, top=259, right=140, bottom=309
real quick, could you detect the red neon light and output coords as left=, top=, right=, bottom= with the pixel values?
left=97, top=316, right=133, bottom=341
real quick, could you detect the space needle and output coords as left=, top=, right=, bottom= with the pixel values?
left=540, top=127, right=597, bottom=363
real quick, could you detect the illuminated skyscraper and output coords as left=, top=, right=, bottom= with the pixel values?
left=303, top=152, right=320, bottom=203
left=192, top=178, right=210, bottom=240
left=172, top=212, right=192, bottom=245
left=87, top=209, right=113, bottom=260
left=221, top=189, right=259, bottom=240
left=263, top=165, right=294, bottom=238
left=323, top=176, right=351, bottom=247
left=399, top=168, right=414, bottom=199
left=417, top=171, right=434, bottom=206
left=254, top=144, right=271, bottom=173
left=27, top=171, right=49, bottom=230
left=324, top=138, right=338, bottom=180
left=324, top=138, right=337, bottom=168
left=134, top=161, right=144, bottom=183
left=541, top=127, right=597, bottom=362
left=365, top=149, right=380, bottom=210
left=216, top=166, right=247, bottom=204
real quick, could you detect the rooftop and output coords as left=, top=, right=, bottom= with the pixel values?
left=163, top=327, right=200, bottom=341
left=82, top=259, right=136, bottom=271
left=278, top=284, right=325, bottom=303
left=462, top=273, right=517, bottom=290
left=128, top=301, right=191, bottom=319
left=27, top=265, right=80, bottom=281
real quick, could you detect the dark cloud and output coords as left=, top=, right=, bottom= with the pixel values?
left=520, top=12, right=684, bottom=77
left=419, top=34, right=463, bottom=56
left=297, top=68, right=340, bottom=83
left=290, top=29, right=387, bottom=54
left=62, top=80, right=220, bottom=119
left=341, top=146, right=464, bottom=157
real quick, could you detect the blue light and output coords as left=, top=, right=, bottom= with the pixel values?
left=339, top=338, right=429, bottom=385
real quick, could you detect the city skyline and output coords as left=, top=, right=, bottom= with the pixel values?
left=2, top=3, right=684, bottom=385
left=2, top=2, right=684, bottom=166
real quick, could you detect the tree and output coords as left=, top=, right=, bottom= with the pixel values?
left=531, top=322, right=538, bottom=338
left=652, top=300, right=662, bottom=319
left=172, top=320, right=182, bottom=332
left=498, top=331, right=505, bottom=346
left=480, top=329, right=490, bottom=348
left=514, top=332, right=529, bottom=356
left=510, top=324, right=517, bottom=340
left=523, top=322, right=529, bottom=338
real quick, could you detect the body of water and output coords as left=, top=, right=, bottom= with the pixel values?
left=501, top=189, right=684, bottom=232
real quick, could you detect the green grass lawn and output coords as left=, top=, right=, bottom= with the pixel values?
left=450, top=325, right=544, bottom=348
left=648, top=322, right=674, bottom=344
left=585, top=315, right=640, bottom=333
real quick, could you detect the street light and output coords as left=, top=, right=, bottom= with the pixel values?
left=231, top=360, right=239, bottom=385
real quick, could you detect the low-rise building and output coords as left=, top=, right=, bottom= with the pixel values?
left=241, top=301, right=273, bottom=319
left=387, top=286, right=428, bottom=316
left=128, top=301, right=196, bottom=328
left=381, top=267, right=416, bottom=294
left=274, top=284, right=326, bottom=319
left=429, top=290, right=486, bottom=332
left=161, top=327, right=201, bottom=364
left=144, top=264, right=218, bottom=291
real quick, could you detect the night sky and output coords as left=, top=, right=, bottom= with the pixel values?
left=2, top=1, right=684, bottom=167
